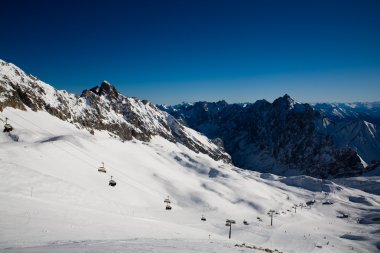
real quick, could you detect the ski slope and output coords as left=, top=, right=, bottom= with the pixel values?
left=0, top=108, right=379, bottom=253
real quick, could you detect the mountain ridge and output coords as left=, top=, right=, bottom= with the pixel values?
left=2, top=59, right=379, bottom=178
left=0, top=59, right=231, bottom=163
left=159, top=97, right=380, bottom=178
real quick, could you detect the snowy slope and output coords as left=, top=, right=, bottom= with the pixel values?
left=0, top=108, right=379, bottom=253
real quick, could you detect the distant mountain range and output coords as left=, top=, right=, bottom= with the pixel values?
left=313, top=102, right=380, bottom=125
left=1, top=59, right=379, bottom=178
left=159, top=98, right=380, bottom=178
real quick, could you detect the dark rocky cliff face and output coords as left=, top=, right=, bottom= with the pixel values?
left=160, top=95, right=368, bottom=178
left=0, top=60, right=231, bottom=163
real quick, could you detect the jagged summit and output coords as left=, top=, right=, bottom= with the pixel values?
left=82, top=81, right=120, bottom=99
left=273, top=94, right=297, bottom=109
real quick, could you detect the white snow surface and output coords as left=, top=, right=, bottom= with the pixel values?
left=0, top=108, right=379, bottom=253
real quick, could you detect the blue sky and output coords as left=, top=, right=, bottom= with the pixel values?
left=2, top=0, right=380, bottom=104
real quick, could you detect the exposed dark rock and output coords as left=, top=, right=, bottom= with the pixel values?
left=160, top=95, right=372, bottom=178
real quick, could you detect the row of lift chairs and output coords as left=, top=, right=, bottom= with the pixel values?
left=5, top=117, right=249, bottom=225
left=2, top=118, right=116, bottom=187
left=2, top=116, right=258, bottom=226
left=1, top=118, right=112, bottom=187
left=165, top=195, right=249, bottom=224
left=98, top=163, right=251, bottom=224
left=2, top=116, right=116, bottom=187
left=98, top=162, right=116, bottom=187
left=164, top=196, right=207, bottom=221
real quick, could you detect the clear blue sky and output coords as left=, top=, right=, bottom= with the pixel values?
left=2, top=0, right=380, bottom=104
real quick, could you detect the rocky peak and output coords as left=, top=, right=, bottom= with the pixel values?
left=273, top=94, right=297, bottom=110
left=216, top=100, right=228, bottom=107
left=250, top=99, right=271, bottom=110
left=82, top=81, right=120, bottom=100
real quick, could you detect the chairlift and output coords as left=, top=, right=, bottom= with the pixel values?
left=338, top=213, right=348, bottom=219
left=243, top=219, right=249, bottom=225
left=164, top=196, right=171, bottom=204
left=98, top=162, right=107, bottom=173
left=165, top=204, right=172, bottom=210
left=109, top=176, right=116, bottom=187
left=201, top=215, right=206, bottom=221
left=225, top=219, right=235, bottom=226
left=3, top=117, right=13, bottom=133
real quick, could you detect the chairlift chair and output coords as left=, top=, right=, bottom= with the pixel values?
left=98, top=162, right=107, bottom=173
left=201, top=215, right=206, bottom=221
left=109, top=176, right=116, bottom=187
left=3, top=118, right=13, bottom=133
left=165, top=204, right=172, bottom=210
left=226, top=219, right=235, bottom=224
left=243, top=219, right=249, bottom=225
left=164, top=196, right=171, bottom=204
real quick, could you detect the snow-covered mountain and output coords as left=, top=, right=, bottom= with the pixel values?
left=160, top=97, right=380, bottom=178
left=313, top=102, right=380, bottom=125
left=0, top=60, right=230, bottom=163
left=1, top=60, right=380, bottom=252
left=4, top=57, right=375, bottom=179
left=1, top=107, right=379, bottom=253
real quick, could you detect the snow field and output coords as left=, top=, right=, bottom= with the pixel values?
left=0, top=108, right=379, bottom=252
